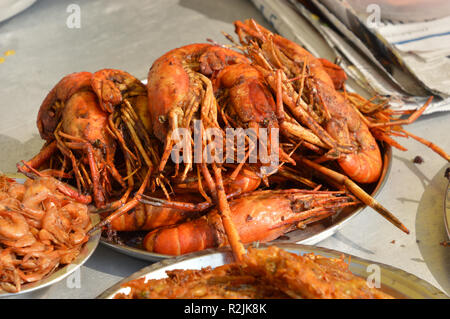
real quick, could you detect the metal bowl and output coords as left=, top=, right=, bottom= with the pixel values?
left=0, top=176, right=101, bottom=298
left=101, top=143, right=392, bottom=262
left=97, top=243, right=448, bottom=299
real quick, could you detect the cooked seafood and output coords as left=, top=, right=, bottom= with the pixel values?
left=20, top=69, right=160, bottom=209
left=242, top=246, right=391, bottom=299
left=142, top=189, right=356, bottom=255
left=116, top=262, right=289, bottom=299
left=147, top=43, right=291, bottom=260
left=111, top=167, right=261, bottom=232
left=234, top=20, right=382, bottom=184
left=0, top=175, right=91, bottom=293
left=231, top=21, right=449, bottom=165
left=19, top=19, right=449, bottom=261
left=147, top=43, right=250, bottom=176
left=115, top=246, right=393, bottom=299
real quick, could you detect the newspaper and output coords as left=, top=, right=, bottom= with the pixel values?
left=318, top=0, right=450, bottom=97
left=379, top=16, right=450, bottom=54
left=250, top=0, right=450, bottom=113
left=376, top=17, right=450, bottom=96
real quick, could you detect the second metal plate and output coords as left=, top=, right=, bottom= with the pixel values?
left=0, top=214, right=101, bottom=298
left=97, top=243, right=448, bottom=299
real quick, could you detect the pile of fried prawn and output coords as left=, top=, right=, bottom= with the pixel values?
left=14, top=18, right=449, bottom=295
left=0, top=176, right=91, bottom=293
left=115, top=246, right=393, bottom=299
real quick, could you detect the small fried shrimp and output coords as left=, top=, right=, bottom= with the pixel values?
left=0, top=175, right=92, bottom=293
left=7, top=183, right=26, bottom=201
left=69, top=227, right=88, bottom=245
left=59, top=247, right=81, bottom=264
left=12, top=241, right=47, bottom=256
left=1, top=233, right=36, bottom=248
left=60, top=202, right=90, bottom=229
left=41, top=206, right=70, bottom=245
left=0, top=211, right=30, bottom=240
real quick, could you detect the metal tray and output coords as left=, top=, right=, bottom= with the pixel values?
left=100, top=143, right=392, bottom=262
left=97, top=243, right=448, bottom=299
left=0, top=176, right=101, bottom=298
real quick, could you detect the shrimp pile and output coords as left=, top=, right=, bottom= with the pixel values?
left=115, top=246, right=393, bottom=299
left=0, top=175, right=91, bottom=293
left=18, top=19, right=449, bottom=261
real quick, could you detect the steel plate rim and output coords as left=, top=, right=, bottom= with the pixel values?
left=0, top=0, right=37, bottom=24
left=297, top=142, right=392, bottom=244
left=0, top=176, right=101, bottom=297
left=445, top=180, right=450, bottom=239
left=99, top=238, right=169, bottom=262
left=99, top=143, right=392, bottom=261
left=96, top=242, right=448, bottom=299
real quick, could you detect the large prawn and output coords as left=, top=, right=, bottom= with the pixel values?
left=234, top=19, right=382, bottom=184
left=20, top=69, right=160, bottom=208
left=147, top=43, right=263, bottom=260
left=212, top=62, right=336, bottom=177
left=147, top=43, right=250, bottom=177
left=143, top=189, right=356, bottom=255
left=213, top=62, right=297, bottom=177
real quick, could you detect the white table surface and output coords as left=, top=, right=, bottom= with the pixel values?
left=0, top=0, right=448, bottom=299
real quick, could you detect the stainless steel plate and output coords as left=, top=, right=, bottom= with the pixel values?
left=0, top=215, right=100, bottom=298
left=97, top=243, right=448, bottom=299
left=0, top=176, right=101, bottom=297
left=101, top=143, right=392, bottom=262
left=100, top=239, right=169, bottom=262
left=0, top=0, right=37, bottom=23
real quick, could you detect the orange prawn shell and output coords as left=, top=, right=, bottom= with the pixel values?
left=213, top=63, right=279, bottom=127
left=147, top=44, right=210, bottom=142
left=37, top=72, right=93, bottom=141
left=147, top=43, right=250, bottom=142
left=141, top=193, right=294, bottom=256
left=142, top=190, right=348, bottom=256
left=235, top=19, right=382, bottom=183
left=61, top=91, right=114, bottom=150
left=174, top=167, right=261, bottom=194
